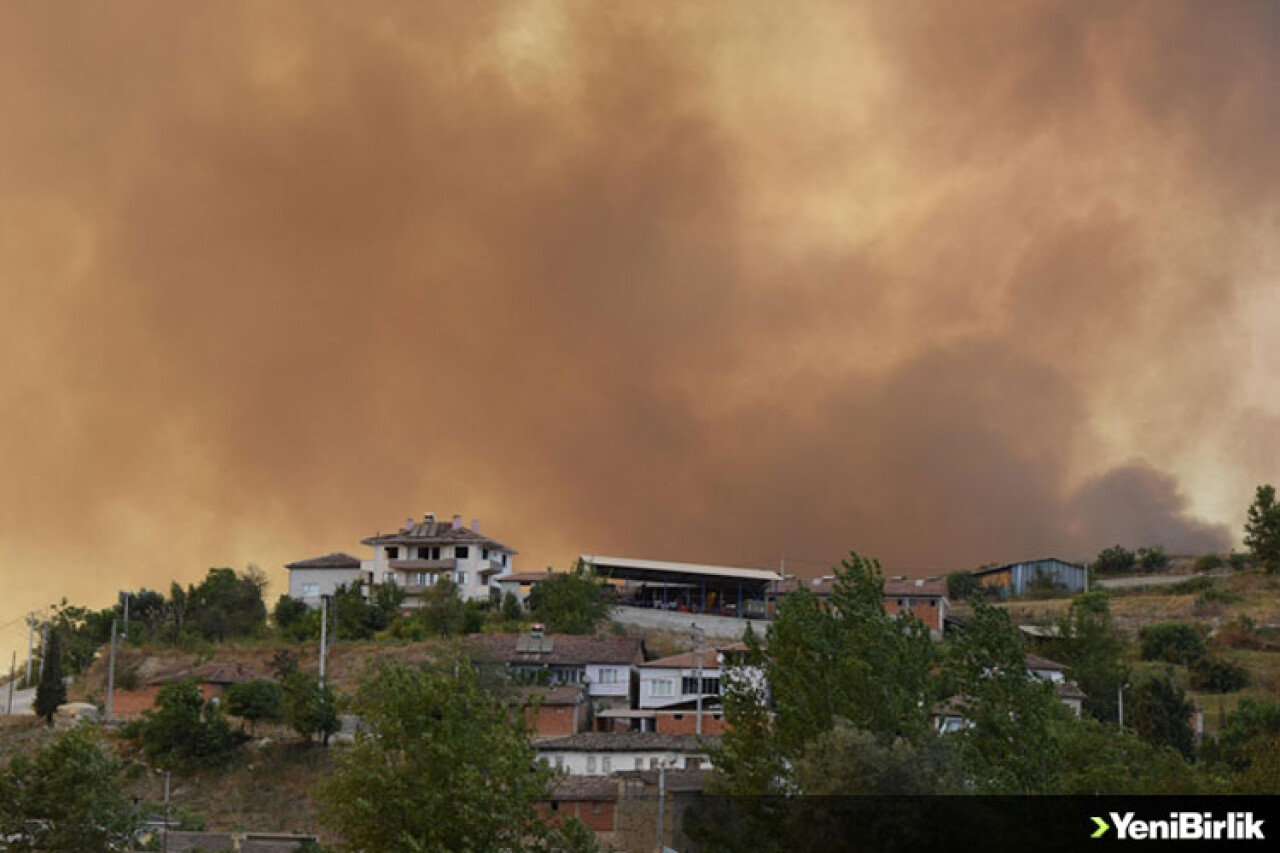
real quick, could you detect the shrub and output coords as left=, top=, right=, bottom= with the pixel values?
left=1228, top=550, right=1251, bottom=570
left=1094, top=545, right=1136, bottom=574
left=1193, top=554, right=1224, bottom=573
left=225, top=679, right=284, bottom=733
left=946, top=571, right=981, bottom=601
left=282, top=672, right=340, bottom=745
left=1139, top=622, right=1206, bottom=664
left=137, top=680, right=239, bottom=769
left=1137, top=546, right=1170, bottom=572
left=1169, top=576, right=1215, bottom=595
left=1189, top=656, right=1250, bottom=693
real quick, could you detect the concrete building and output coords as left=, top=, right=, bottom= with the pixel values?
left=883, top=578, right=950, bottom=638
left=361, top=512, right=517, bottom=604
left=581, top=555, right=782, bottom=619
left=284, top=552, right=368, bottom=608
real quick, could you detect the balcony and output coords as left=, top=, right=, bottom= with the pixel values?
left=389, top=558, right=458, bottom=572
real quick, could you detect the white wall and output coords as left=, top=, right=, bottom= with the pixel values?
left=538, top=749, right=712, bottom=776
left=584, top=663, right=631, bottom=700
left=288, top=568, right=364, bottom=608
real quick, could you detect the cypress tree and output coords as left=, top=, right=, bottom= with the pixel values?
left=34, top=629, right=67, bottom=724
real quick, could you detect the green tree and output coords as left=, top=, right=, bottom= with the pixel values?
left=283, top=671, right=341, bottom=745
left=1093, top=545, right=1136, bottom=574
left=1139, top=622, right=1206, bottom=664
left=1244, top=484, right=1280, bottom=574
left=1189, top=656, right=1250, bottom=693
left=709, top=626, right=787, bottom=796
left=34, top=628, right=67, bottom=724
left=944, top=599, right=1062, bottom=793
left=462, top=599, right=485, bottom=635
left=945, top=571, right=980, bottom=602
left=1054, top=715, right=1215, bottom=794
left=792, top=720, right=959, bottom=794
left=1129, top=673, right=1196, bottom=760
left=137, top=680, right=239, bottom=769
left=225, top=679, right=285, bottom=733
left=1208, top=697, right=1280, bottom=772
left=527, top=564, right=613, bottom=634
left=415, top=578, right=466, bottom=637
left=273, top=594, right=311, bottom=634
left=0, top=726, right=137, bottom=852
left=187, top=567, right=269, bottom=641
left=502, top=590, right=523, bottom=622
left=1137, top=546, right=1169, bottom=572
left=1049, top=591, right=1129, bottom=723
left=315, top=658, right=552, bottom=853
left=47, top=600, right=114, bottom=674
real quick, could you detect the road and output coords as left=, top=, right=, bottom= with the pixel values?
left=3, top=682, right=35, bottom=715
left=1094, top=571, right=1230, bottom=590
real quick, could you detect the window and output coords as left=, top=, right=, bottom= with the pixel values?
left=550, top=801, right=559, bottom=812
left=591, top=802, right=603, bottom=815
left=598, top=668, right=618, bottom=685
left=602, top=756, right=611, bottom=773
left=649, top=679, right=673, bottom=697
left=418, top=546, right=431, bottom=560
left=635, top=757, right=644, bottom=770
left=456, top=572, right=467, bottom=586
left=382, top=572, right=395, bottom=583
left=686, top=757, right=703, bottom=770
left=480, top=574, right=489, bottom=586
left=555, top=756, right=564, bottom=771
left=586, top=755, right=597, bottom=773
left=300, top=583, right=319, bottom=597
left=455, top=546, right=469, bottom=559
left=673, top=713, right=684, bottom=721
left=682, top=677, right=720, bottom=695
left=483, top=548, right=490, bottom=560
left=649, top=758, right=658, bottom=770
left=682, top=677, right=699, bottom=695
left=929, top=599, right=937, bottom=607
left=385, top=546, right=399, bottom=559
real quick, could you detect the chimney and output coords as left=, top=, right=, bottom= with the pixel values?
left=452, top=514, right=462, bottom=531
left=471, top=518, right=480, bottom=534
left=530, top=622, right=545, bottom=638
left=403, top=517, right=413, bottom=532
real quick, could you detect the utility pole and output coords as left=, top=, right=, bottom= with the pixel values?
left=160, top=768, right=171, bottom=853
left=24, top=614, right=35, bottom=689
left=319, top=595, right=329, bottom=687
left=6, top=652, right=15, bottom=715
left=655, top=759, right=668, bottom=852
left=121, top=592, right=131, bottom=641
left=106, top=618, right=119, bottom=722
left=1117, top=683, right=1126, bottom=730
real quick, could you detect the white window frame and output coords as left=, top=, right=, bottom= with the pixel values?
left=586, top=755, right=597, bottom=774
left=599, top=668, right=618, bottom=685
left=649, top=679, right=673, bottom=697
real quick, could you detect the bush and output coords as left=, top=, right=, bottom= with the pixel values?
left=1194, top=554, right=1224, bottom=573
left=1139, top=622, right=1206, bottom=664
left=225, top=679, right=284, bottom=733
left=1094, top=546, right=1136, bottom=574
left=1214, top=616, right=1261, bottom=650
left=283, top=672, right=340, bottom=745
left=1169, top=576, right=1214, bottom=595
left=1228, top=550, right=1251, bottom=570
left=1137, top=546, right=1170, bottom=572
left=1130, top=674, right=1196, bottom=760
left=946, top=571, right=981, bottom=601
left=501, top=591, right=523, bottom=622
left=137, top=680, right=239, bottom=769
left=1189, top=656, right=1250, bottom=693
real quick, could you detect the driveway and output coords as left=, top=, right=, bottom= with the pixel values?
left=1095, top=571, right=1230, bottom=590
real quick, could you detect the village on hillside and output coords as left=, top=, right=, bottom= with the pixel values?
left=4, top=500, right=1280, bottom=852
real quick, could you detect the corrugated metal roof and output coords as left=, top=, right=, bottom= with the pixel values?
left=582, top=555, right=782, bottom=583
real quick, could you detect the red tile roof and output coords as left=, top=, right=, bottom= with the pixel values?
left=284, top=552, right=362, bottom=570
left=464, top=633, right=645, bottom=667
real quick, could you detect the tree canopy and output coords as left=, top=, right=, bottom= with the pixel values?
left=1244, top=484, right=1280, bottom=574
left=34, top=628, right=67, bottom=724
left=0, top=726, right=137, bottom=853
left=526, top=563, right=613, bottom=634
left=316, top=658, right=558, bottom=853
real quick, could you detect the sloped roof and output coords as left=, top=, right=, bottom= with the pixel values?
left=1025, top=653, right=1066, bottom=672
left=884, top=578, right=948, bottom=598
left=547, top=777, right=619, bottom=802
left=971, top=557, right=1084, bottom=577
left=536, top=732, right=718, bottom=752
left=464, top=633, right=645, bottom=667
left=581, top=555, right=782, bottom=583
left=639, top=649, right=726, bottom=670
left=511, top=685, right=587, bottom=706
left=284, top=552, right=362, bottom=570
left=362, top=516, right=516, bottom=554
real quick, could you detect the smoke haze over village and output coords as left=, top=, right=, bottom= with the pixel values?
left=1, top=1, right=1278, bottom=657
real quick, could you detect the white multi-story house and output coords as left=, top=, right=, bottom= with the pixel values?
left=361, top=513, right=517, bottom=604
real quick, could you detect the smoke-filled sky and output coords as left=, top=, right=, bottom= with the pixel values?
left=2, top=1, right=1277, bottom=653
